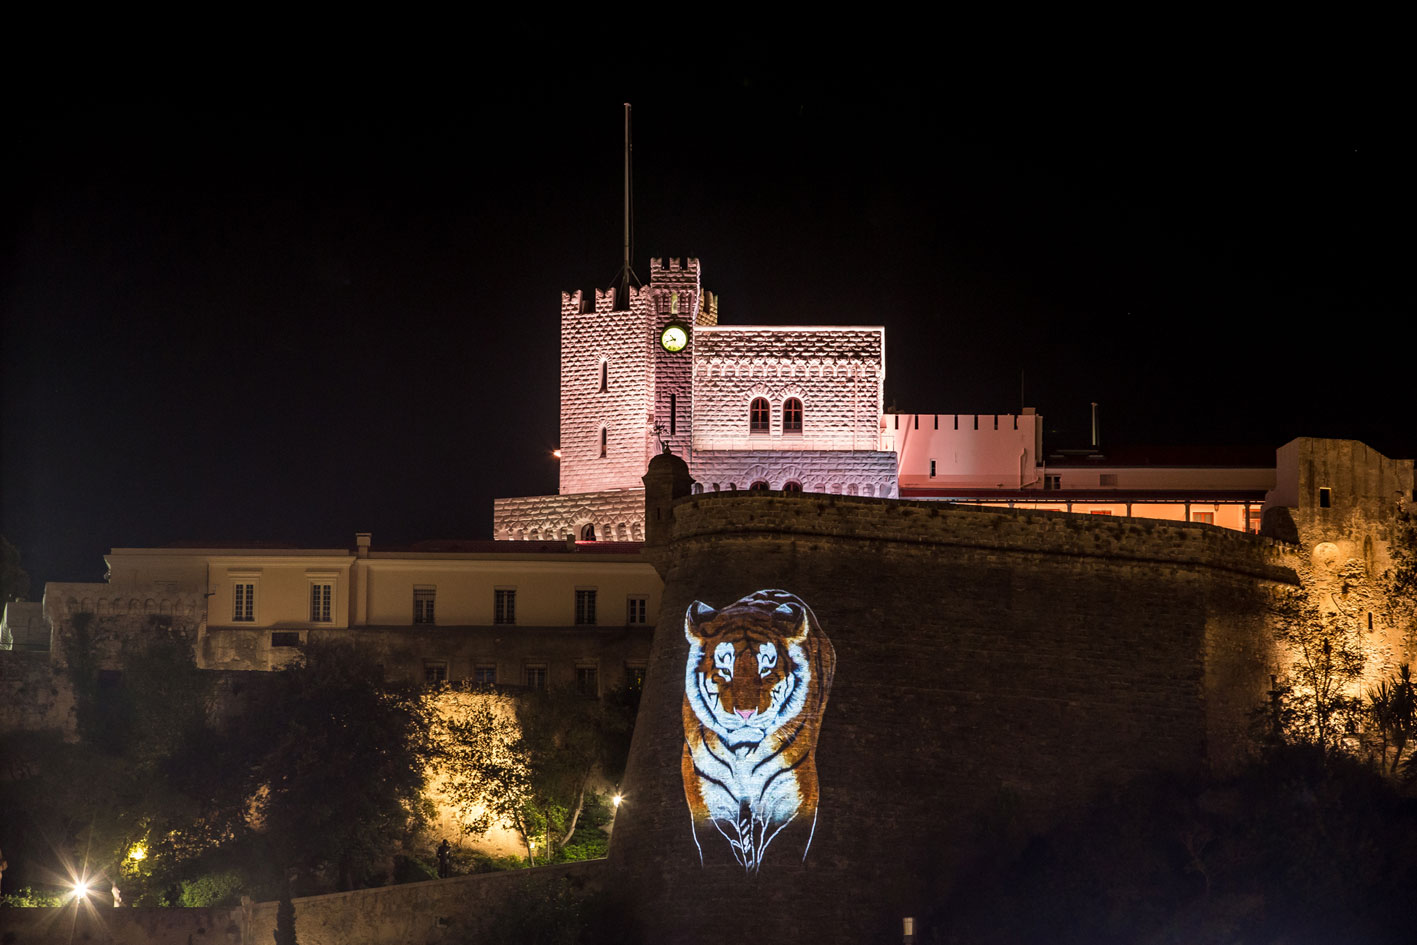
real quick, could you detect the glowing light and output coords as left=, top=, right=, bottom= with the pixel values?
left=551, top=449, right=562, bottom=459
left=128, top=844, right=147, bottom=861
left=70, top=879, right=91, bottom=900
left=611, top=793, right=623, bottom=808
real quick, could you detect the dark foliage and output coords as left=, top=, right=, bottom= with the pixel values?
left=930, top=747, right=1417, bottom=944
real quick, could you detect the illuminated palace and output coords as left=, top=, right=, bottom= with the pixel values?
left=2, top=256, right=1410, bottom=722
left=493, top=257, right=1275, bottom=542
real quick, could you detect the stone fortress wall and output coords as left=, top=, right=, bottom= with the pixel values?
left=609, top=453, right=1299, bottom=944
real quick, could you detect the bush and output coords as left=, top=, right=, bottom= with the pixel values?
left=178, top=871, right=244, bottom=907
left=1, top=886, right=65, bottom=907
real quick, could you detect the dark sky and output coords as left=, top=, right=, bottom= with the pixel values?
left=4, top=29, right=1412, bottom=588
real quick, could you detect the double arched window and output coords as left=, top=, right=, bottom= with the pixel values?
left=749, top=398, right=770, bottom=434
left=747, top=397, right=805, bottom=435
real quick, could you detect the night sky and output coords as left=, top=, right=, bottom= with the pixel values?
left=4, top=30, right=1412, bottom=588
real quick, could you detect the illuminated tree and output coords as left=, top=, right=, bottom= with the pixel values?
left=434, top=685, right=635, bottom=866
left=1271, top=589, right=1366, bottom=754
left=1368, top=663, right=1415, bottom=776
left=434, top=691, right=537, bottom=863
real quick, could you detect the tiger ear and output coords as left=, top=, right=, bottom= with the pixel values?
left=684, top=600, right=716, bottom=642
left=777, top=603, right=810, bottom=644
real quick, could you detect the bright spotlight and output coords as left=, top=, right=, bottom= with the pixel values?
left=128, top=844, right=147, bottom=861
left=611, top=793, right=623, bottom=808
left=71, top=879, right=91, bottom=900
left=551, top=449, right=563, bottom=460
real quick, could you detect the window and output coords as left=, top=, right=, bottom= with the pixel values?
left=1192, top=511, right=1215, bottom=525
left=749, top=397, right=770, bottom=434
left=525, top=664, right=547, bottom=690
left=233, top=583, right=256, bottom=622
left=310, top=583, right=332, bottom=623
left=749, top=480, right=769, bottom=491
left=271, top=631, right=301, bottom=648
left=424, top=660, right=448, bottom=685
left=625, top=663, right=647, bottom=691
left=494, top=588, right=516, bottom=625
left=627, top=596, right=648, bottom=625
left=599, top=360, right=607, bottom=392
left=599, top=427, right=607, bottom=457
left=784, top=480, right=802, bottom=494
left=575, top=589, right=597, bottom=626
left=669, top=392, right=677, bottom=435
left=1319, top=487, right=1332, bottom=508
left=576, top=665, right=599, bottom=697
left=473, top=664, right=497, bottom=686
left=581, top=523, right=597, bottom=541
left=1045, top=475, right=1061, bottom=490
left=414, top=586, right=436, bottom=625
left=929, top=460, right=936, bottom=478
left=782, top=397, right=803, bottom=434
left=1247, top=508, right=1264, bottom=533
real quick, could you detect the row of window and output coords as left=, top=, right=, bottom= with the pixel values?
left=691, top=481, right=880, bottom=496
left=420, top=660, right=648, bottom=695
left=749, top=397, right=803, bottom=434
left=232, top=583, right=650, bottom=627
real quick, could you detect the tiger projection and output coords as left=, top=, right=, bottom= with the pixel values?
left=681, top=589, right=837, bottom=873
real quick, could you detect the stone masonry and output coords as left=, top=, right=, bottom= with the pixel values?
left=609, top=453, right=1296, bottom=944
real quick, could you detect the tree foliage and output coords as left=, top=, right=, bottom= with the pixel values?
left=1368, top=663, right=1415, bottom=776
left=435, top=685, right=636, bottom=866
left=435, top=691, right=537, bottom=862
left=2, top=637, right=435, bottom=903
left=1269, top=588, right=1367, bottom=754
left=249, top=641, right=434, bottom=891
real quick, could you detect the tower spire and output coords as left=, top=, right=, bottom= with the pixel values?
left=614, top=102, right=641, bottom=307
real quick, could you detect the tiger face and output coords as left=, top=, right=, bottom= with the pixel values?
left=688, top=617, right=810, bottom=748
left=683, top=593, right=815, bottom=748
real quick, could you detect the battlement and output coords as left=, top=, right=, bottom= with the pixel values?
left=649, top=257, right=700, bottom=277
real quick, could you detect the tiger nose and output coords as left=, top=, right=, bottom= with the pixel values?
left=736, top=708, right=756, bottom=720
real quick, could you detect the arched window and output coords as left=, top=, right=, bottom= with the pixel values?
left=599, top=427, right=607, bottom=457
left=749, top=397, right=770, bottom=434
left=783, top=397, right=803, bottom=434
left=580, top=523, right=596, bottom=541
left=599, top=360, right=608, bottom=392
left=749, top=480, right=769, bottom=491
left=784, top=480, right=802, bottom=493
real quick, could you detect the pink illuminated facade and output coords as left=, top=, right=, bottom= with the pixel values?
left=494, top=259, right=898, bottom=541
left=494, top=257, right=1299, bottom=540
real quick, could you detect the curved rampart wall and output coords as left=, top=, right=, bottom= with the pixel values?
left=610, top=487, right=1296, bottom=944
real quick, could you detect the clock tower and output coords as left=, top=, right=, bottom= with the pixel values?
left=647, top=258, right=717, bottom=460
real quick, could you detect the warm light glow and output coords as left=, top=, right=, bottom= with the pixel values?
left=70, top=879, right=91, bottom=900
left=128, top=844, right=147, bottom=861
left=612, top=793, right=623, bottom=808
left=551, top=449, right=562, bottom=459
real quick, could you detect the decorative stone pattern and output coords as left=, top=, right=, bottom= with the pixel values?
left=494, top=488, right=647, bottom=541
left=689, top=449, right=899, bottom=497
left=691, top=326, right=884, bottom=451
left=558, top=286, right=652, bottom=495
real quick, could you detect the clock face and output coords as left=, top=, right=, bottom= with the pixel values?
left=660, top=323, right=688, bottom=352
